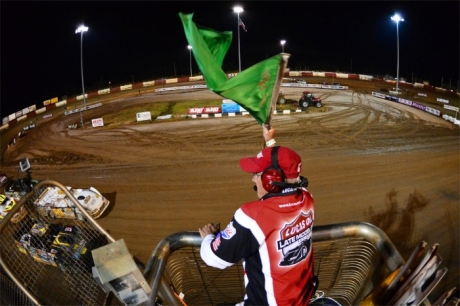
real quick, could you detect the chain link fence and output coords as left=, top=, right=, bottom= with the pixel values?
left=0, top=180, right=115, bottom=305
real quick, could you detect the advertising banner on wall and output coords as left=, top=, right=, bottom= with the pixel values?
left=120, top=85, right=132, bottom=91
left=411, top=101, right=426, bottom=111
left=92, top=118, right=104, bottom=127
left=188, top=107, right=221, bottom=115
left=288, top=71, right=302, bottom=77
left=221, top=99, right=248, bottom=113
left=371, top=92, right=386, bottom=99
left=444, top=105, right=459, bottom=112
left=189, top=76, right=204, bottom=82
left=359, top=75, right=373, bottom=81
left=143, top=81, right=156, bottom=87
left=336, top=73, right=349, bottom=79
left=76, top=94, right=88, bottom=100
left=98, top=88, right=111, bottom=95
left=221, top=100, right=239, bottom=113
left=136, top=112, right=151, bottom=122
left=437, top=98, right=449, bottom=103
left=165, top=78, right=178, bottom=84
left=425, top=106, right=441, bottom=116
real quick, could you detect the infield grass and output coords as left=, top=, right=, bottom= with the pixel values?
left=101, top=98, right=305, bottom=127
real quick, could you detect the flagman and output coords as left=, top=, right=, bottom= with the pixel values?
left=199, top=124, right=318, bottom=305
left=180, top=13, right=317, bottom=303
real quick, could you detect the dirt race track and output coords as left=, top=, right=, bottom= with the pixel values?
left=2, top=85, right=459, bottom=300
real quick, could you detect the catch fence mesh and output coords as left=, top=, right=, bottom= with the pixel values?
left=0, top=180, right=112, bottom=305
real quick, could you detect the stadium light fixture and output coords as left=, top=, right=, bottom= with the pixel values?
left=233, top=6, right=243, bottom=73
left=187, top=45, right=193, bottom=77
left=75, top=24, right=89, bottom=127
left=391, top=14, right=404, bottom=93
left=280, top=40, right=286, bottom=53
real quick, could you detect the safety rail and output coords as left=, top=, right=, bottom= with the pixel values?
left=143, top=222, right=405, bottom=306
left=0, top=179, right=115, bottom=305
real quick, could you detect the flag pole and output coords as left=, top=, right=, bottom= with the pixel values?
left=264, top=53, right=290, bottom=129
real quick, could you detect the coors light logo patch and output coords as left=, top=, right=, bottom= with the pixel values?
left=277, top=211, right=313, bottom=266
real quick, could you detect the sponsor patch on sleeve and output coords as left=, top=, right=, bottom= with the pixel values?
left=221, top=222, right=236, bottom=240
left=212, top=234, right=221, bottom=251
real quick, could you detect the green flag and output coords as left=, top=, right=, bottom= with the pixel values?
left=179, top=13, right=231, bottom=90
left=179, top=12, right=289, bottom=124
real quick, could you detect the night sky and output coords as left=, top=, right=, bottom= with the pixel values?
left=1, top=1, right=458, bottom=118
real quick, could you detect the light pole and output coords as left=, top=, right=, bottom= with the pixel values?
left=280, top=40, right=286, bottom=53
left=187, top=45, right=193, bottom=77
left=233, top=6, right=243, bottom=73
left=75, top=24, right=88, bottom=127
left=391, top=14, right=404, bottom=93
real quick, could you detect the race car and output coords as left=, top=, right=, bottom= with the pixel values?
left=69, top=187, right=110, bottom=219
left=34, top=186, right=110, bottom=220
left=14, top=223, right=106, bottom=273
left=0, top=194, right=16, bottom=218
left=31, top=223, right=49, bottom=236
left=48, top=225, right=107, bottom=273
left=14, top=224, right=58, bottom=267
left=0, top=194, right=27, bottom=223
left=52, top=226, right=88, bottom=260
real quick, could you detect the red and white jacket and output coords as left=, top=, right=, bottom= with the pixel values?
left=201, top=187, right=316, bottom=305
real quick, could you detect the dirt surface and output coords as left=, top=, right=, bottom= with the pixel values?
left=2, top=85, right=459, bottom=299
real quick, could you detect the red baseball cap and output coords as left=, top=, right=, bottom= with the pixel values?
left=239, top=146, right=302, bottom=179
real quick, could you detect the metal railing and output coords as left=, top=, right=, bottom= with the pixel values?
left=143, top=222, right=405, bottom=306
